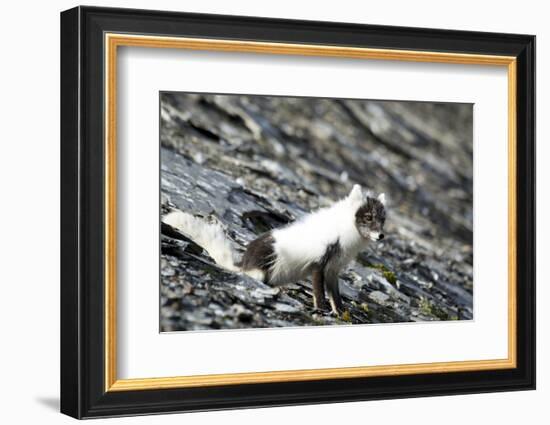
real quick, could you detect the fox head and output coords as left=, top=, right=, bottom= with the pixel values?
left=348, top=184, right=387, bottom=241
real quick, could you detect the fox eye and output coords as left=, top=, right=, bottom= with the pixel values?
left=365, top=214, right=373, bottom=222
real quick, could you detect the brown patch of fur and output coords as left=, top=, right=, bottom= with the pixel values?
left=239, top=232, right=276, bottom=283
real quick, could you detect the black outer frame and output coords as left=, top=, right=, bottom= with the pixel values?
left=60, top=5, right=535, bottom=419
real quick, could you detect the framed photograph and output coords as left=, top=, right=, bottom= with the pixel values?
left=60, top=6, right=535, bottom=419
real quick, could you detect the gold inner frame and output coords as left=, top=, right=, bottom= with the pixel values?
left=104, top=33, right=517, bottom=392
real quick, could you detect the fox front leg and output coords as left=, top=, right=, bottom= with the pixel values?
left=311, top=268, right=328, bottom=311
left=325, top=270, right=344, bottom=315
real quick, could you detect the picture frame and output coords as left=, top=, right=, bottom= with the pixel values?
left=60, top=5, right=535, bottom=419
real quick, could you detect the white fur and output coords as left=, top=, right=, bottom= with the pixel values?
left=162, top=211, right=239, bottom=272
left=163, top=184, right=379, bottom=287
left=269, top=185, right=368, bottom=285
left=378, top=192, right=386, bottom=205
left=163, top=211, right=269, bottom=281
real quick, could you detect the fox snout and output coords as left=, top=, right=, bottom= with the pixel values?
left=368, top=231, right=384, bottom=241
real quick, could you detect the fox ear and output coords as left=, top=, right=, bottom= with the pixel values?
left=349, top=184, right=363, bottom=202
left=378, top=193, right=386, bottom=205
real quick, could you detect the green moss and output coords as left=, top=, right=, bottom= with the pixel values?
left=382, top=270, right=397, bottom=285
left=432, top=305, right=450, bottom=320
left=361, top=261, right=398, bottom=286
left=341, top=310, right=352, bottom=322
left=419, top=297, right=449, bottom=320
left=418, top=297, right=432, bottom=316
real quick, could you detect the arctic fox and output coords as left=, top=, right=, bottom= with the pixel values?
left=163, top=184, right=386, bottom=315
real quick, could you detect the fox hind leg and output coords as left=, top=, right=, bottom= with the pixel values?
left=312, top=268, right=327, bottom=311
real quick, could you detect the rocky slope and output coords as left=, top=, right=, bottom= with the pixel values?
left=159, top=92, right=473, bottom=332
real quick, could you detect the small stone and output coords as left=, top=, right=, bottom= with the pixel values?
left=273, top=303, right=301, bottom=313
left=368, top=291, right=391, bottom=306
left=229, top=304, right=254, bottom=322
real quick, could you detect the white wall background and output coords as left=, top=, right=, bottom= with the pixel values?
left=0, top=0, right=545, bottom=423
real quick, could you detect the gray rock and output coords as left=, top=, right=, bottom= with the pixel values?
left=159, top=93, right=473, bottom=331
left=368, top=291, right=392, bottom=306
